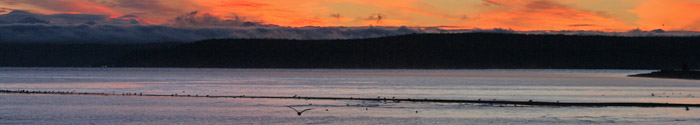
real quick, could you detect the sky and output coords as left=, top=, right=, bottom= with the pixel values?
left=1, top=0, right=700, bottom=43
left=2, top=0, right=700, bottom=32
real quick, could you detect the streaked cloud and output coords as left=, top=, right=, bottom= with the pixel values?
left=629, top=0, right=700, bottom=31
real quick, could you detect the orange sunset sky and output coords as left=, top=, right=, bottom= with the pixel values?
left=2, top=0, right=700, bottom=32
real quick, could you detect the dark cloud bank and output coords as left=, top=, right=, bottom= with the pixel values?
left=1, top=10, right=699, bottom=43
left=0, top=10, right=422, bottom=43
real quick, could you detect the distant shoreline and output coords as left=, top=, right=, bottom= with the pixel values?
left=3, top=89, right=699, bottom=108
left=629, top=70, right=700, bottom=80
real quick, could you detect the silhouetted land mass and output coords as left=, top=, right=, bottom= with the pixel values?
left=0, top=43, right=179, bottom=67
left=113, top=33, right=700, bottom=69
left=630, top=70, right=700, bottom=80
left=2, top=33, right=700, bottom=69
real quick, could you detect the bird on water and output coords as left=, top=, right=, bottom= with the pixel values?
left=287, top=106, right=315, bottom=116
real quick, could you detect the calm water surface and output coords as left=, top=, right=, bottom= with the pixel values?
left=1, top=68, right=700, bottom=124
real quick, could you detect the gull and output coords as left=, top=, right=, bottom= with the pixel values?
left=287, top=106, right=315, bottom=116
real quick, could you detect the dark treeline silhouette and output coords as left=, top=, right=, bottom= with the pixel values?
left=2, top=33, right=700, bottom=69
left=0, top=43, right=179, bottom=67
left=110, top=33, right=700, bottom=69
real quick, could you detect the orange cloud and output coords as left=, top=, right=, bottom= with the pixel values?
left=191, top=0, right=448, bottom=27
left=469, top=0, right=634, bottom=31
left=64, top=1, right=121, bottom=16
left=14, top=0, right=122, bottom=16
left=186, top=0, right=640, bottom=31
left=629, top=0, right=700, bottom=31
left=193, top=0, right=328, bottom=26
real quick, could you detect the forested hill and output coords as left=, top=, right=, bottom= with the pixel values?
left=111, top=33, right=700, bottom=69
